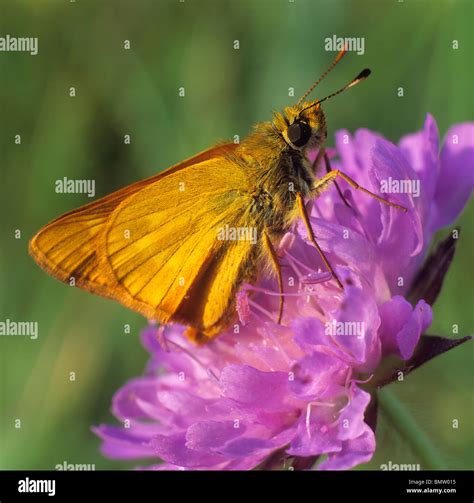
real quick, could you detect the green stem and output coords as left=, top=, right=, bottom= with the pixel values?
left=378, top=388, right=446, bottom=470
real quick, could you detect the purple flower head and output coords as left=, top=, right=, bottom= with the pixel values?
left=94, top=115, right=473, bottom=470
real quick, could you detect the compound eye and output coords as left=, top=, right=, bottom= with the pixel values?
left=287, top=121, right=312, bottom=147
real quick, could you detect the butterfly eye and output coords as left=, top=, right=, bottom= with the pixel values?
left=287, top=121, right=312, bottom=147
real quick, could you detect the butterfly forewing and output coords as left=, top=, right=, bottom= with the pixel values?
left=101, top=157, right=258, bottom=335
left=29, top=143, right=238, bottom=292
left=29, top=142, right=262, bottom=338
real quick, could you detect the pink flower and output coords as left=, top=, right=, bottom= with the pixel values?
left=94, top=115, right=473, bottom=470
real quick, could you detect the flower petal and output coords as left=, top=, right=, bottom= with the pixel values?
left=318, top=424, right=375, bottom=470
left=220, top=365, right=292, bottom=412
left=150, top=433, right=225, bottom=468
left=337, top=387, right=371, bottom=441
left=185, top=420, right=245, bottom=452
left=431, top=122, right=474, bottom=231
left=379, top=296, right=432, bottom=360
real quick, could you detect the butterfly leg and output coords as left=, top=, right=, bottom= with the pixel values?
left=323, top=153, right=352, bottom=208
left=310, top=146, right=326, bottom=173
left=312, top=169, right=408, bottom=212
left=311, top=147, right=350, bottom=208
left=263, top=232, right=284, bottom=324
left=296, top=193, right=344, bottom=289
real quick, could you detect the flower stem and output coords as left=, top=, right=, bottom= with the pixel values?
left=378, top=388, right=446, bottom=470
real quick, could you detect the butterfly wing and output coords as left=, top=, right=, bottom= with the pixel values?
left=29, top=142, right=238, bottom=295
left=101, top=157, right=260, bottom=339
left=29, top=142, right=261, bottom=339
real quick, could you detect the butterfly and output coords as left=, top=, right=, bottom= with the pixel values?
left=29, top=49, right=406, bottom=343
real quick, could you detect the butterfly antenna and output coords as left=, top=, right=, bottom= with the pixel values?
left=296, top=48, right=348, bottom=107
left=299, top=68, right=371, bottom=114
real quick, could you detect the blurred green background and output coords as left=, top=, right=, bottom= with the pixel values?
left=0, top=0, right=472, bottom=470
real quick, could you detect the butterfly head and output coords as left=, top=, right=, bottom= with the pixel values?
left=270, top=50, right=370, bottom=152
left=274, top=102, right=327, bottom=151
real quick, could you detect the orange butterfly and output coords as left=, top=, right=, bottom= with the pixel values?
left=29, top=49, right=406, bottom=343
